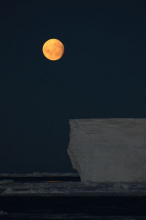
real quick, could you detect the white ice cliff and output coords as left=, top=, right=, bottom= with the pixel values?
left=67, top=119, right=146, bottom=183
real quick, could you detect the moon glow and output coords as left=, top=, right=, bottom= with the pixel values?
left=42, top=39, right=64, bottom=61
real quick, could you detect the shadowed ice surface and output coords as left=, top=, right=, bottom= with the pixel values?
left=0, top=173, right=146, bottom=219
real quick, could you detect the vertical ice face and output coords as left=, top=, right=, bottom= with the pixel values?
left=67, top=119, right=146, bottom=183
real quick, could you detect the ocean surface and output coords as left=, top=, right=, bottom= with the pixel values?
left=0, top=173, right=146, bottom=220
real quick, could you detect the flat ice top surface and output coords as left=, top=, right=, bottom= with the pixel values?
left=1, top=180, right=146, bottom=196
left=69, top=118, right=146, bottom=123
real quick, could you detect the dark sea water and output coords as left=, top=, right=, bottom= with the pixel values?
left=0, top=174, right=146, bottom=220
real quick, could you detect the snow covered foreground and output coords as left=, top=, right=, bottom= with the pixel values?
left=1, top=180, right=146, bottom=196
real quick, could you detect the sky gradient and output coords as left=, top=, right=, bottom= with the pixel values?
left=0, top=0, right=146, bottom=173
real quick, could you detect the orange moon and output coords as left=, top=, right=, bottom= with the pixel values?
left=42, top=39, right=64, bottom=61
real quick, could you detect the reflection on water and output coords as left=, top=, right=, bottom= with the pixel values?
left=44, top=181, right=64, bottom=183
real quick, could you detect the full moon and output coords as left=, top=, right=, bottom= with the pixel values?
left=42, top=39, right=64, bottom=61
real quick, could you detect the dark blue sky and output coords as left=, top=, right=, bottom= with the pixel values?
left=0, top=0, right=146, bottom=173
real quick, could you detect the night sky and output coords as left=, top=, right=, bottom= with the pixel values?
left=0, top=0, right=146, bottom=174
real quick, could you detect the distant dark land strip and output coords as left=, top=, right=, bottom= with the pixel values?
left=0, top=176, right=81, bottom=182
